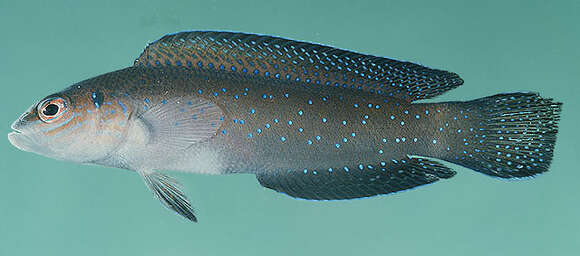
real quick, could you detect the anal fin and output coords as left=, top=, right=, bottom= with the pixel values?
left=138, top=170, right=197, bottom=222
left=256, top=157, right=455, bottom=200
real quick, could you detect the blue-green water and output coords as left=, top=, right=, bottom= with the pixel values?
left=1, top=0, right=578, bottom=255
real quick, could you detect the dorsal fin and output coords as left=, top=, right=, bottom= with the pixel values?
left=134, top=31, right=463, bottom=101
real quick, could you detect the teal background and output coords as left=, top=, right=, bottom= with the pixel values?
left=1, top=0, right=578, bottom=255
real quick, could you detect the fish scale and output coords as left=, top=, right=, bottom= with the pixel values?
left=8, top=31, right=562, bottom=222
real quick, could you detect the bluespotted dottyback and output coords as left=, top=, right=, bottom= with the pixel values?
left=9, top=31, right=562, bottom=222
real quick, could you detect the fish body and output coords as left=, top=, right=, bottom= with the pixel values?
left=8, top=31, right=562, bottom=221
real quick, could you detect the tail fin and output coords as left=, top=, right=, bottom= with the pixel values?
left=447, top=93, right=562, bottom=179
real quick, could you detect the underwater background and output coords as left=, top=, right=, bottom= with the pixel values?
left=0, top=0, right=578, bottom=255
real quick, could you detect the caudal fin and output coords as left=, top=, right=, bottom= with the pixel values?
left=447, top=93, right=562, bottom=179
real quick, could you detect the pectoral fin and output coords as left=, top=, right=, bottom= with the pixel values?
left=137, top=170, right=197, bottom=222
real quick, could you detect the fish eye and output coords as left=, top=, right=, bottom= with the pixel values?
left=38, top=97, right=67, bottom=123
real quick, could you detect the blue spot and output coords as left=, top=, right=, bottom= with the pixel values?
left=213, top=92, right=219, bottom=96
left=322, top=118, right=327, bottom=123
left=342, top=120, right=347, bottom=125
left=250, top=108, right=255, bottom=114
left=256, top=128, right=262, bottom=134
left=248, top=133, right=253, bottom=138
left=335, top=143, right=341, bottom=148
left=298, top=128, right=303, bottom=132
left=378, top=149, right=384, bottom=154
left=265, top=123, right=271, bottom=128
left=390, top=115, right=395, bottom=120
left=298, top=110, right=303, bottom=116
left=342, top=138, right=348, bottom=143
left=197, top=89, right=202, bottom=94
left=288, top=120, right=293, bottom=125
left=308, top=100, right=313, bottom=105
left=307, top=140, right=312, bottom=145
left=280, top=137, right=286, bottom=142
left=316, top=135, right=321, bottom=140
left=351, top=132, right=356, bottom=137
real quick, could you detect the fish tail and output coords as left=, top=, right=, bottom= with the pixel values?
left=442, top=93, right=562, bottom=179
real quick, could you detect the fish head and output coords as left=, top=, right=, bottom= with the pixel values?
left=8, top=81, right=131, bottom=163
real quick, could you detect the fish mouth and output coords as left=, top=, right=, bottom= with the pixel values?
left=8, top=121, right=34, bottom=152
left=8, top=130, right=31, bottom=152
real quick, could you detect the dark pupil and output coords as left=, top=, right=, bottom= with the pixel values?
left=43, top=104, right=59, bottom=116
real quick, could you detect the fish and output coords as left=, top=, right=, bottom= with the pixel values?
left=8, top=31, right=562, bottom=222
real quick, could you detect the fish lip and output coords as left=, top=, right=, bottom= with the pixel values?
left=10, top=119, right=24, bottom=134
